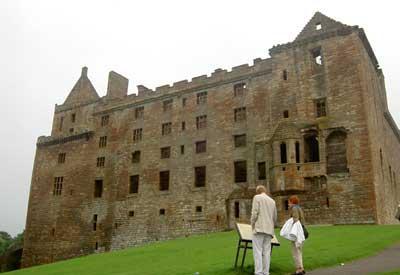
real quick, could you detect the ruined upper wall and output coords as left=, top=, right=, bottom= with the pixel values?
left=55, top=57, right=273, bottom=114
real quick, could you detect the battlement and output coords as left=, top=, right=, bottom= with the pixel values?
left=91, top=57, right=273, bottom=115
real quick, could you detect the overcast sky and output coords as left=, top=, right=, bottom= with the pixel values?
left=0, top=0, right=399, bottom=236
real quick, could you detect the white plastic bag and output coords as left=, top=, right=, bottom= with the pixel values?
left=280, top=217, right=305, bottom=247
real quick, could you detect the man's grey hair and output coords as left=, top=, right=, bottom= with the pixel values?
left=256, top=185, right=267, bottom=194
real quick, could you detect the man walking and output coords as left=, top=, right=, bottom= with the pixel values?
left=251, top=185, right=277, bottom=275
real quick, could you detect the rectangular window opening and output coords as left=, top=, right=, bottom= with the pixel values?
left=132, top=151, right=141, bottom=163
left=99, top=136, right=107, bottom=148
left=93, top=214, right=98, bottom=231
left=196, top=91, right=207, bottom=105
left=161, top=146, right=171, bottom=159
left=96, top=157, right=105, bottom=167
left=312, top=48, right=323, bottom=65
left=234, top=201, right=240, bottom=218
left=316, top=99, right=327, bottom=117
left=195, top=140, right=207, bottom=153
left=196, top=115, right=207, bottom=129
left=162, top=122, right=172, bottom=136
left=129, top=175, right=139, bottom=194
left=133, top=128, right=143, bottom=143
left=53, top=177, right=64, bottom=196
left=234, top=83, right=246, bottom=96
left=283, top=70, right=288, bottom=81
left=94, top=180, right=103, bottom=198
left=101, top=115, right=109, bottom=126
left=195, top=166, right=206, bottom=187
left=234, top=161, right=247, bottom=183
left=58, top=153, right=66, bottom=164
left=258, top=162, right=266, bottom=180
left=135, top=106, right=144, bottom=119
left=59, top=117, right=64, bottom=131
left=163, top=99, right=173, bottom=112
left=234, top=134, right=247, bottom=148
left=234, top=107, right=246, bottom=122
left=159, top=171, right=170, bottom=191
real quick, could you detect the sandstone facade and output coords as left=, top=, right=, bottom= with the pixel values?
left=22, top=12, right=400, bottom=267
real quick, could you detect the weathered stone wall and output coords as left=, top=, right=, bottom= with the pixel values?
left=22, top=13, right=400, bottom=267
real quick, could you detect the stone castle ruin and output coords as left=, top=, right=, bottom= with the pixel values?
left=22, top=12, right=400, bottom=267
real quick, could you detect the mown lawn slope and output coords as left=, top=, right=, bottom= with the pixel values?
left=8, top=225, right=400, bottom=275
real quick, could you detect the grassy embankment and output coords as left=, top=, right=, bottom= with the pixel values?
left=7, top=225, right=400, bottom=275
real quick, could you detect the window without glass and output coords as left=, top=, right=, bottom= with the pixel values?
left=135, top=106, right=144, bottom=119
left=195, top=140, right=207, bottom=153
left=58, top=153, right=66, bottom=164
left=99, top=136, right=107, bottom=148
left=101, top=115, right=109, bottom=126
left=283, top=70, right=288, bottom=81
left=71, top=113, right=76, bottom=123
left=129, top=175, right=139, bottom=194
left=234, top=201, right=240, bottom=218
left=258, top=162, right=266, bottom=180
left=159, top=209, right=166, bottom=215
left=234, top=134, right=246, bottom=147
left=316, top=23, right=322, bottom=30
left=161, top=146, right=171, bottom=159
left=180, top=145, right=185, bottom=155
left=295, top=142, right=300, bottom=163
left=53, top=177, right=63, bottom=196
left=182, top=98, right=187, bottom=107
left=132, top=151, right=141, bottom=163
left=163, top=99, right=173, bottom=112
left=196, top=115, right=207, bottom=129
left=234, top=161, right=247, bottom=183
left=234, top=83, right=246, bottom=96
left=196, top=206, right=202, bottom=213
left=96, top=157, right=105, bottom=167
left=195, top=166, right=206, bottom=187
left=94, top=180, right=103, bottom=198
left=316, top=99, right=327, bottom=117
left=280, top=143, right=287, bottom=164
left=128, top=210, right=135, bottom=217
left=304, top=133, right=320, bottom=163
left=59, top=117, right=64, bottom=131
left=311, top=47, right=323, bottom=65
left=283, top=110, right=289, bottom=118
left=234, top=107, right=246, bottom=122
left=181, top=121, right=186, bottom=131
left=159, top=171, right=170, bottom=191
left=93, top=214, right=98, bottom=231
left=133, top=128, right=143, bottom=142
left=197, top=91, right=207, bottom=105
left=162, top=122, right=172, bottom=136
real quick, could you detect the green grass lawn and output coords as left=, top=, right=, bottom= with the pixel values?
left=7, top=225, right=400, bottom=275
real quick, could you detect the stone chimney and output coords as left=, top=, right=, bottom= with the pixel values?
left=106, top=71, right=129, bottom=99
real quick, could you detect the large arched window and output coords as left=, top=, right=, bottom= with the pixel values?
left=326, top=131, right=348, bottom=174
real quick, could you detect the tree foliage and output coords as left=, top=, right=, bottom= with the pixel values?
left=0, top=231, right=24, bottom=255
